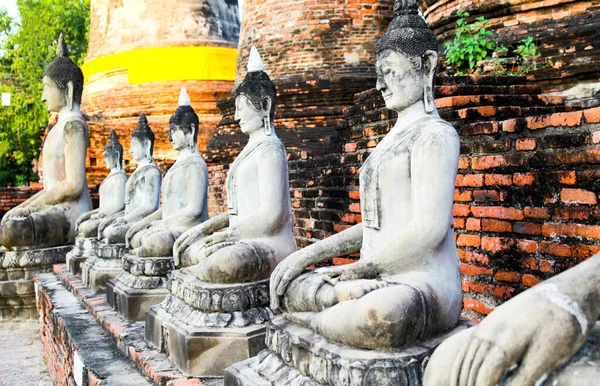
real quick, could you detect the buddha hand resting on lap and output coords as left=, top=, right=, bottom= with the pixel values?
left=76, top=130, right=127, bottom=238
left=97, top=114, right=161, bottom=245
left=126, top=87, right=208, bottom=257
left=0, top=34, right=91, bottom=249
left=270, top=0, right=462, bottom=350
left=174, top=47, right=297, bottom=284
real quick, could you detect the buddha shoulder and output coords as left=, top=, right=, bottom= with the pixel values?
left=62, top=117, right=88, bottom=140
left=256, top=138, right=286, bottom=160
left=414, top=118, right=459, bottom=150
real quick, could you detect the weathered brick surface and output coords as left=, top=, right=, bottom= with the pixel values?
left=205, top=75, right=600, bottom=321
left=422, top=0, right=600, bottom=94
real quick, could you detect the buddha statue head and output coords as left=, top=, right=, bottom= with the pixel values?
left=103, top=130, right=124, bottom=171
left=42, top=33, right=84, bottom=113
left=168, top=87, right=199, bottom=152
left=375, top=0, right=438, bottom=113
left=130, top=113, right=155, bottom=162
left=234, top=47, right=277, bottom=136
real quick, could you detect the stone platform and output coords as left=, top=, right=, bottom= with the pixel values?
left=46, top=264, right=225, bottom=385
left=225, top=316, right=474, bottom=386
left=81, top=242, right=127, bottom=293
left=146, top=271, right=273, bottom=376
left=0, top=245, right=71, bottom=319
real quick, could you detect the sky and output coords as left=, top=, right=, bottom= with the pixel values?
left=0, top=0, right=244, bottom=21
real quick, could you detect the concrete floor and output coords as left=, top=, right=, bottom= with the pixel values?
left=0, top=320, right=52, bottom=386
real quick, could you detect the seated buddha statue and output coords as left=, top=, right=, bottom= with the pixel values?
left=424, top=253, right=600, bottom=386
left=126, top=87, right=208, bottom=258
left=173, top=47, right=297, bottom=284
left=97, top=114, right=161, bottom=245
left=269, top=0, right=462, bottom=350
left=0, top=34, right=92, bottom=249
left=76, top=130, right=127, bottom=238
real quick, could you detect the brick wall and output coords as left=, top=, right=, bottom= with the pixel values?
left=236, top=0, right=394, bottom=82
left=205, top=75, right=600, bottom=321
left=0, top=187, right=42, bottom=218
left=422, top=0, right=600, bottom=95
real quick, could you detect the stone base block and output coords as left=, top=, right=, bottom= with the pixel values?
left=106, top=278, right=169, bottom=321
left=147, top=304, right=267, bottom=376
left=225, top=316, right=473, bottom=386
left=95, top=242, right=127, bottom=259
left=83, top=260, right=122, bottom=293
left=66, top=237, right=97, bottom=275
left=1, top=245, right=72, bottom=269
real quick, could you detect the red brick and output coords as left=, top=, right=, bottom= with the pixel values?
left=522, top=274, right=542, bottom=287
left=484, top=174, right=512, bottom=186
left=471, top=206, right=524, bottom=220
left=502, top=119, right=518, bottom=132
left=348, top=190, right=360, bottom=200
left=456, top=174, right=484, bottom=187
left=539, top=241, right=572, bottom=257
left=472, top=190, right=501, bottom=203
left=481, top=237, right=514, bottom=253
left=583, top=106, right=600, bottom=123
left=460, top=263, right=493, bottom=276
left=494, top=270, right=521, bottom=283
left=516, top=138, right=536, bottom=151
left=540, top=260, right=553, bottom=273
left=513, top=172, right=536, bottom=186
left=524, top=207, right=549, bottom=219
left=517, top=240, right=538, bottom=253
left=349, top=203, right=361, bottom=213
left=557, top=171, right=576, bottom=185
left=457, top=234, right=481, bottom=247
left=454, top=190, right=473, bottom=202
left=453, top=204, right=471, bottom=217
left=344, top=142, right=357, bottom=152
left=482, top=219, right=512, bottom=233
left=472, top=154, right=523, bottom=170
left=513, top=222, right=542, bottom=235
left=572, top=245, right=600, bottom=260
left=332, top=257, right=357, bottom=266
left=592, top=131, right=600, bottom=144
left=466, top=218, right=481, bottom=231
left=454, top=218, right=465, bottom=229
left=560, top=188, right=598, bottom=205
left=463, top=298, right=494, bottom=315
left=526, top=111, right=582, bottom=130
left=520, top=257, right=539, bottom=270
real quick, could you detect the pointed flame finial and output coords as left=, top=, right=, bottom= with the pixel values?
left=56, top=33, right=69, bottom=57
left=247, top=46, right=264, bottom=73
left=178, top=87, right=191, bottom=107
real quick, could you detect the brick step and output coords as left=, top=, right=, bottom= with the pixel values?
left=35, top=272, right=152, bottom=386
left=43, top=265, right=222, bottom=386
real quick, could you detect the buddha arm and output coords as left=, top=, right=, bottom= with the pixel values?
left=229, top=144, right=290, bottom=238
left=30, top=120, right=88, bottom=208
left=375, top=126, right=460, bottom=272
left=164, top=163, right=207, bottom=224
left=296, top=223, right=363, bottom=266
left=123, top=169, right=161, bottom=223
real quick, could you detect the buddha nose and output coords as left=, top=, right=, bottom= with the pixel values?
left=376, top=77, right=386, bottom=91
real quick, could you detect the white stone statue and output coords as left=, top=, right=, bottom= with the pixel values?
left=424, top=253, right=600, bottom=386
left=268, top=0, right=462, bottom=350
left=126, top=87, right=208, bottom=257
left=97, top=113, right=161, bottom=244
left=173, top=46, right=297, bottom=284
left=0, top=34, right=92, bottom=249
left=76, top=130, right=127, bottom=238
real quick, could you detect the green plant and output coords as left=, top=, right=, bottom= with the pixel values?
left=0, top=0, right=90, bottom=187
left=515, top=36, right=537, bottom=57
left=444, top=10, right=498, bottom=74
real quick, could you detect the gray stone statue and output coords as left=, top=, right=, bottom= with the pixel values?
left=97, top=113, right=161, bottom=245
left=67, top=130, right=127, bottom=273
left=126, top=87, right=208, bottom=258
left=173, top=47, right=297, bottom=282
left=226, top=3, right=470, bottom=384
left=82, top=114, right=161, bottom=292
left=0, top=34, right=92, bottom=250
left=423, top=253, right=600, bottom=386
left=146, top=48, right=297, bottom=376
left=103, top=88, right=209, bottom=320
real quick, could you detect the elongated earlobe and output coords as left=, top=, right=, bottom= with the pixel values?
left=424, top=83, right=434, bottom=113
left=66, top=81, right=74, bottom=111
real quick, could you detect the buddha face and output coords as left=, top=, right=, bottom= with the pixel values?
left=235, top=94, right=265, bottom=135
left=130, top=137, right=148, bottom=161
left=376, top=50, right=425, bottom=112
left=41, top=76, right=67, bottom=113
left=169, top=124, right=193, bottom=151
left=103, top=150, right=118, bottom=170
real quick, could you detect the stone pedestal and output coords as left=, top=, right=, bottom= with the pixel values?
left=225, top=316, right=474, bottom=386
left=66, top=236, right=97, bottom=275
left=105, top=253, right=172, bottom=321
left=81, top=242, right=126, bottom=293
left=145, top=270, right=273, bottom=376
left=0, top=245, right=72, bottom=319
